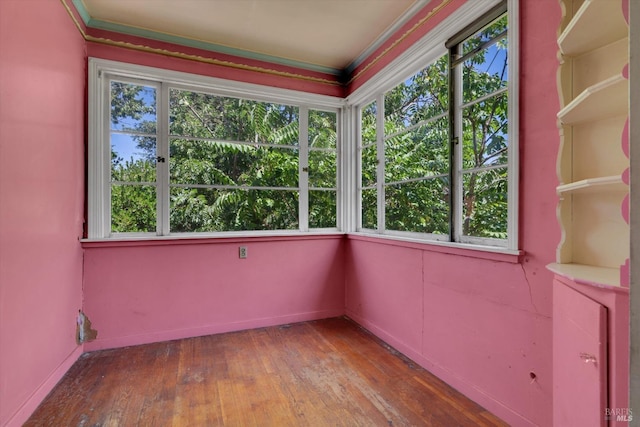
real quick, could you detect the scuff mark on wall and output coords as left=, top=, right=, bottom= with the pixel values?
left=76, top=310, right=98, bottom=344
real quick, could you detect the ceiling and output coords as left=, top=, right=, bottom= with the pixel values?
left=77, top=0, right=429, bottom=75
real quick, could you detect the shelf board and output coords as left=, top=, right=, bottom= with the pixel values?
left=547, top=263, right=624, bottom=289
left=556, top=175, right=626, bottom=194
left=558, top=0, right=628, bottom=56
left=558, top=74, right=628, bottom=125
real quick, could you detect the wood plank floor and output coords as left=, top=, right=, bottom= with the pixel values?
left=26, top=317, right=506, bottom=426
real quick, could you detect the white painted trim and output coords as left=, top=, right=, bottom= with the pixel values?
left=376, top=94, right=386, bottom=232
left=338, top=106, right=353, bottom=232
left=87, top=60, right=104, bottom=238
left=353, top=106, right=363, bottom=232
left=453, top=43, right=464, bottom=243
left=158, top=83, right=170, bottom=236
left=506, top=0, right=519, bottom=251
left=299, top=107, right=309, bottom=232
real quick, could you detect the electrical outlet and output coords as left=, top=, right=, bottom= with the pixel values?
left=239, top=246, right=248, bottom=259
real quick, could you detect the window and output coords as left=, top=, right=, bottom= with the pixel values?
left=355, top=0, right=517, bottom=250
left=88, top=61, right=341, bottom=238
left=88, top=0, right=516, bottom=249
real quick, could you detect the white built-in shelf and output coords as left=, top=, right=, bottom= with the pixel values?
left=558, top=74, right=628, bottom=125
left=547, top=263, right=624, bottom=289
left=558, top=0, right=628, bottom=56
left=556, top=175, right=626, bottom=194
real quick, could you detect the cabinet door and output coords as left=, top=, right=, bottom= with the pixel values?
left=553, top=282, right=607, bottom=427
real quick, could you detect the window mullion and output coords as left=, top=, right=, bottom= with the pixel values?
left=450, top=46, right=464, bottom=243
left=376, top=94, right=385, bottom=233
left=158, top=83, right=170, bottom=236
left=299, top=107, right=309, bottom=232
left=355, top=106, right=364, bottom=231
left=506, top=0, right=519, bottom=251
left=337, top=107, right=348, bottom=232
left=102, top=74, right=112, bottom=238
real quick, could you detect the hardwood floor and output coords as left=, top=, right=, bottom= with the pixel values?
left=26, top=317, right=506, bottom=426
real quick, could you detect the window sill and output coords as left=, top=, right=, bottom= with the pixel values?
left=81, top=230, right=345, bottom=248
left=347, top=232, right=523, bottom=263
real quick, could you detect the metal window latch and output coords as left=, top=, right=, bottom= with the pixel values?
left=156, top=156, right=166, bottom=163
left=302, top=167, right=309, bottom=172
left=579, top=353, right=597, bottom=364
left=452, top=137, right=459, bottom=145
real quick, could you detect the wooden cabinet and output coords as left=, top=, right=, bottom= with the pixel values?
left=548, top=0, right=630, bottom=287
left=554, top=282, right=607, bottom=427
left=553, top=277, right=629, bottom=427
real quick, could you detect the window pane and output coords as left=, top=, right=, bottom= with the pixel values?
left=361, top=188, right=377, bottom=230
left=462, top=14, right=507, bottom=56
left=110, top=82, right=156, bottom=133
left=111, top=135, right=156, bottom=185
left=309, top=190, right=336, bottom=228
left=170, top=139, right=298, bottom=188
left=385, top=178, right=448, bottom=234
left=463, top=45, right=507, bottom=104
left=361, top=145, right=377, bottom=188
left=384, top=118, right=449, bottom=183
left=462, top=167, right=507, bottom=239
left=309, top=110, right=336, bottom=149
left=361, top=101, right=377, bottom=145
left=111, top=184, right=156, bottom=233
left=170, top=187, right=298, bottom=232
left=384, top=56, right=448, bottom=130
left=309, top=150, right=336, bottom=188
left=170, top=89, right=299, bottom=145
left=462, top=92, right=508, bottom=169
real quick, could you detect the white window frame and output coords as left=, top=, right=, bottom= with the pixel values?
left=88, top=58, right=344, bottom=239
left=346, top=0, right=519, bottom=252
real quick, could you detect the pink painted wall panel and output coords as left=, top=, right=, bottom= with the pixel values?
left=83, top=237, right=345, bottom=351
left=423, top=252, right=541, bottom=314
left=344, top=241, right=423, bottom=353
left=422, top=276, right=552, bottom=425
left=0, top=1, right=86, bottom=425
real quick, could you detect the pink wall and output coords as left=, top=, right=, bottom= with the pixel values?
left=344, top=1, right=561, bottom=425
left=0, top=1, right=86, bottom=426
left=82, top=236, right=345, bottom=351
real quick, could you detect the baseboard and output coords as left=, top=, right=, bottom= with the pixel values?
left=84, top=308, right=345, bottom=352
left=345, top=310, right=535, bottom=427
left=4, top=345, right=84, bottom=427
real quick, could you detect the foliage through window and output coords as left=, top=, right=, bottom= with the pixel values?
left=358, top=2, right=513, bottom=247
left=97, top=74, right=339, bottom=237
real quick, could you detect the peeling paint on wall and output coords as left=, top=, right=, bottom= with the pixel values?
left=76, top=311, right=97, bottom=344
